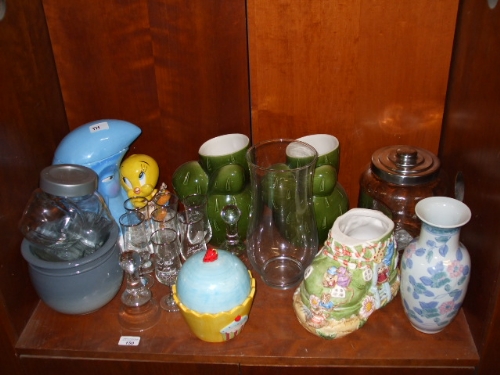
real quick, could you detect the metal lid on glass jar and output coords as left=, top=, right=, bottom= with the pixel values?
left=40, top=164, right=98, bottom=197
left=370, top=145, right=440, bottom=186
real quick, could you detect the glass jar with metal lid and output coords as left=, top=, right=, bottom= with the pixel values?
left=358, top=145, right=446, bottom=252
left=19, top=164, right=115, bottom=261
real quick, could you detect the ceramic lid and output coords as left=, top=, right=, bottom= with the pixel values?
left=370, top=145, right=440, bottom=186
left=176, top=248, right=251, bottom=314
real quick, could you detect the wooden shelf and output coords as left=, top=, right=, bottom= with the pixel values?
left=16, top=267, right=479, bottom=369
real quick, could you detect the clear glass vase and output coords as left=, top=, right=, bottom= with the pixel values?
left=246, top=139, right=318, bottom=289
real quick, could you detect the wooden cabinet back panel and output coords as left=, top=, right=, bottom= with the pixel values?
left=42, top=0, right=251, bottom=187
left=247, top=0, right=458, bottom=200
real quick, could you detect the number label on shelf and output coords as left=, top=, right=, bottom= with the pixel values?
left=118, top=336, right=140, bottom=346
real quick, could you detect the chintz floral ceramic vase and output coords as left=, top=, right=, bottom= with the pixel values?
left=293, top=208, right=400, bottom=339
left=400, top=196, right=471, bottom=334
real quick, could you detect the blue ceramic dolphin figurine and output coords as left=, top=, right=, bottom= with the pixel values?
left=53, top=119, right=141, bottom=225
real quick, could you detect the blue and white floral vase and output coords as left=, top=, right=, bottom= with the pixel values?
left=400, top=196, right=471, bottom=334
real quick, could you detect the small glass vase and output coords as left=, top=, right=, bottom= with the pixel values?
left=400, top=196, right=472, bottom=334
left=246, top=139, right=318, bottom=290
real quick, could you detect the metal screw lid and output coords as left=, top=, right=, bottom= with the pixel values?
left=40, top=164, right=97, bottom=197
left=371, top=145, right=440, bottom=186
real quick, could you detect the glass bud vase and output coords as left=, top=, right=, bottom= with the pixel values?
left=246, top=139, right=318, bottom=290
left=400, top=196, right=472, bottom=334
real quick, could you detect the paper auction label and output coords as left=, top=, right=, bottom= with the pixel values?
left=118, top=336, right=140, bottom=346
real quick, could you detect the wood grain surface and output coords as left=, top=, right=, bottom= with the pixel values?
left=16, top=270, right=478, bottom=371
left=439, top=1, right=500, bottom=373
left=42, top=0, right=251, bottom=188
left=247, top=0, right=459, bottom=202
left=4, top=0, right=500, bottom=373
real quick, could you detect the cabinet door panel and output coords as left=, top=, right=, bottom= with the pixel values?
left=439, top=1, right=500, bottom=374
left=0, top=0, right=66, bottom=340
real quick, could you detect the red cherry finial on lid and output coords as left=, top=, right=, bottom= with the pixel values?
left=203, top=247, right=218, bottom=262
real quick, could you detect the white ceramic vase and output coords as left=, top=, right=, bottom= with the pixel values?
left=400, top=196, right=471, bottom=334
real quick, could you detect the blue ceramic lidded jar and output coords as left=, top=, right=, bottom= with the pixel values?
left=176, top=248, right=251, bottom=313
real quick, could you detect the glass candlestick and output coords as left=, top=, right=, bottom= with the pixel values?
left=117, top=250, right=161, bottom=331
left=220, top=204, right=246, bottom=258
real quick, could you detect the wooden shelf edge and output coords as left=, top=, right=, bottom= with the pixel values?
left=15, top=275, right=480, bottom=368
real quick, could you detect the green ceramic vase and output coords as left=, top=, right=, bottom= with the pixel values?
left=172, top=134, right=251, bottom=246
left=297, top=134, right=349, bottom=246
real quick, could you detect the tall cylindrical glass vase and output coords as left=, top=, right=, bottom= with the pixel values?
left=246, top=139, right=318, bottom=289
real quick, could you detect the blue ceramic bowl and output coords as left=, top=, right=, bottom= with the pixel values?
left=21, top=223, right=123, bottom=314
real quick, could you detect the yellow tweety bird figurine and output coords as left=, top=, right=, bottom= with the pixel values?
left=120, top=154, right=159, bottom=201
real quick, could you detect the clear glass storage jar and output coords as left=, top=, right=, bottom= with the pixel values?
left=19, top=164, right=114, bottom=261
